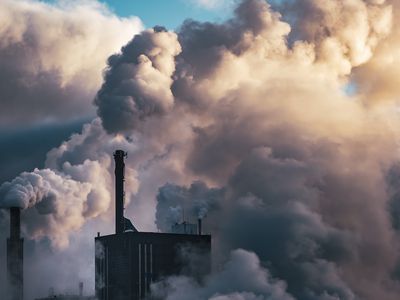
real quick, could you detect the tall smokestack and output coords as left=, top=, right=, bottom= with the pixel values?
left=114, top=150, right=127, bottom=234
left=7, top=207, right=23, bottom=300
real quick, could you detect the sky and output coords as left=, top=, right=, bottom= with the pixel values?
left=100, top=0, right=235, bottom=29
left=44, top=0, right=236, bottom=29
left=2, top=0, right=400, bottom=299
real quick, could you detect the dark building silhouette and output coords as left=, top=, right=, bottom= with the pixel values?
left=95, top=150, right=211, bottom=300
left=7, top=207, right=23, bottom=300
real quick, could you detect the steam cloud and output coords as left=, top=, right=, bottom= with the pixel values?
left=3, top=0, right=400, bottom=299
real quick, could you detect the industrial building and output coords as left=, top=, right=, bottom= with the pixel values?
left=95, top=150, right=211, bottom=300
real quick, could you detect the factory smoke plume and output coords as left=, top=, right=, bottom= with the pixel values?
left=1, top=160, right=107, bottom=249
left=0, top=120, right=140, bottom=250
left=3, top=0, right=400, bottom=299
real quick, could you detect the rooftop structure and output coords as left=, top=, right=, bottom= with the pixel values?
left=171, top=221, right=198, bottom=235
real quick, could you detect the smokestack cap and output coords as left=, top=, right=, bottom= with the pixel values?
left=114, top=150, right=127, bottom=158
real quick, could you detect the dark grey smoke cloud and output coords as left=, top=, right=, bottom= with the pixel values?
left=95, top=27, right=181, bottom=133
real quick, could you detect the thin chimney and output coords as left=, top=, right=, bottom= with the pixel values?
left=79, top=282, right=83, bottom=297
left=7, top=207, right=23, bottom=300
left=114, top=150, right=127, bottom=234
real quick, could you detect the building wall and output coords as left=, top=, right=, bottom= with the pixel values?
left=7, top=237, right=23, bottom=300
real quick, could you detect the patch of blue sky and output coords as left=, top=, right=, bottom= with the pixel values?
left=343, top=81, right=358, bottom=97
left=41, top=0, right=236, bottom=30
left=102, top=0, right=235, bottom=29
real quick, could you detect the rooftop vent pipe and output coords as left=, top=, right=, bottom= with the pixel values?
left=79, top=282, right=83, bottom=297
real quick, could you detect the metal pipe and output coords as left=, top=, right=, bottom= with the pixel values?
left=114, top=150, right=127, bottom=234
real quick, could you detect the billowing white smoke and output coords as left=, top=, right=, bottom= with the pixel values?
left=0, top=120, right=140, bottom=249
left=3, top=0, right=400, bottom=299
left=93, top=0, right=400, bottom=298
left=271, top=0, right=393, bottom=75
left=0, top=156, right=112, bottom=249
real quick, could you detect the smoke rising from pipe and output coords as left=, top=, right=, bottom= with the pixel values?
left=0, top=160, right=109, bottom=249
left=155, top=181, right=223, bottom=232
left=0, top=119, right=141, bottom=249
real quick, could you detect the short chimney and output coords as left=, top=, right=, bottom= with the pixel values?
left=7, top=207, right=23, bottom=300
